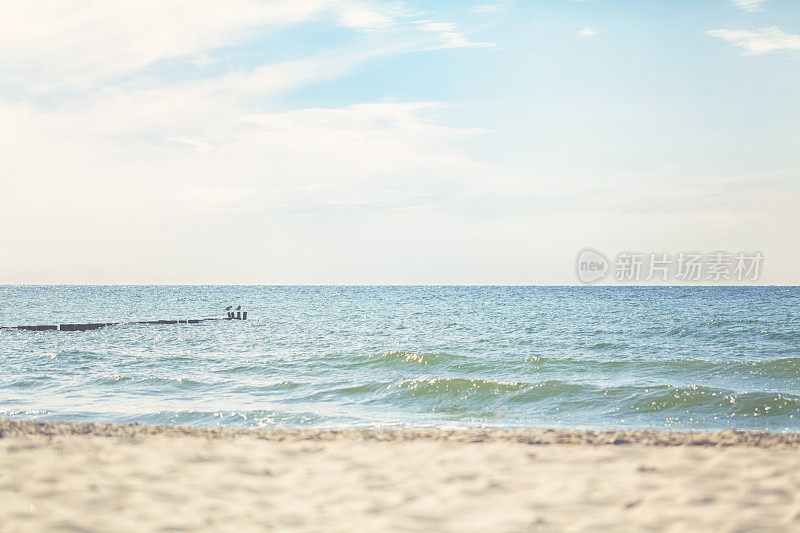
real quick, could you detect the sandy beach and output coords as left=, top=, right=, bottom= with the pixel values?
left=0, top=420, right=798, bottom=532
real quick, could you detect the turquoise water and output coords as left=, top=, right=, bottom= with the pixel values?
left=1, top=286, right=798, bottom=431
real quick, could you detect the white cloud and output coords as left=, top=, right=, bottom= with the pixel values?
left=0, top=1, right=314, bottom=90
left=0, top=95, right=480, bottom=228
left=707, top=26, right=800, bottom=55
left=337, top=3, right=395, bottom=29
left=415, top=20, right=497, bottom=48
left=730, top=0, right=766, bottom=12
left=0, top=93, right=490, bottom=284
left=0, top=0, right=496, bottom=99
left=578, top=26, right=596, bottom=37
left=190, top=54, right=216, bottom=67
left=0, top=0, right=497, bottom=277
left=0, top=0, right=406, bottom=92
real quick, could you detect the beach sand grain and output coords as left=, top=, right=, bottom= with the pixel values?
left=1, top=420, right=799, bottom=532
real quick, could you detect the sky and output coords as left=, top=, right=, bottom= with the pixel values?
left=0, top=0, right=798, bottom=284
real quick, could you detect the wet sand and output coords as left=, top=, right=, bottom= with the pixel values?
left=1, top=419, right=799, bottom=531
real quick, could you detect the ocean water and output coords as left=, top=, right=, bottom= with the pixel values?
left=1, top=286, right=798, bottom=432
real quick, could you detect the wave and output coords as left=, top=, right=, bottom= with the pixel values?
left=376, top=379, right=800, bottom=420
left=397, top=377, right=530, bottom=395
left=326, top=351, right=496, bottom=373
left=19, top=409, right=334, bottom=429
left=91, top=375, right=209, bottom=389
left=624, top=385, right=800, bottom=417
left=333, top=351, right=800, bottom=380
left=523, top=356, right=800, bottom=379
left=365, top=351, right=468, bottom=365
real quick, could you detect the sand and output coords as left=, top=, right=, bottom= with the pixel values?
left=1, top=420, right=799, bottom=532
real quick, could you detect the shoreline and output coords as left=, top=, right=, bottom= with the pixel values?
left=2, top=418, right=799, bottom=447
left=3, top=419, right=799, bottom=531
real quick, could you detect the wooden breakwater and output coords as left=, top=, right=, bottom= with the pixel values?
left=1, top=310, right=247, bottom=332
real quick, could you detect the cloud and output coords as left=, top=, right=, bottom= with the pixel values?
left=190, top=54, right=216, bottom=67
left=0, top=1, right=497, bottom=99
left=0, top=0, right=409, bottom=92
left=730, top=0, right=766, bottom=12
left=707, top=26, right=800, bottom=55
left=0, top=94, right=480, bottom=227
left=0, top=0, right=496, bottom=249
left=0, top=0, right=318, bottom=90
left=336, top=2, right=397, bottom=30
left=415, top=20, right=497, bottom=48
left=578, top=26, right=596, bottom=37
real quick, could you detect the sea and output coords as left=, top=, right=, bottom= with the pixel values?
left=1, top=286, right=798, bottom=432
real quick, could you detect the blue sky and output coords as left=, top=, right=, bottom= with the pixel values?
left=0, top=0, right=798, bottom=283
